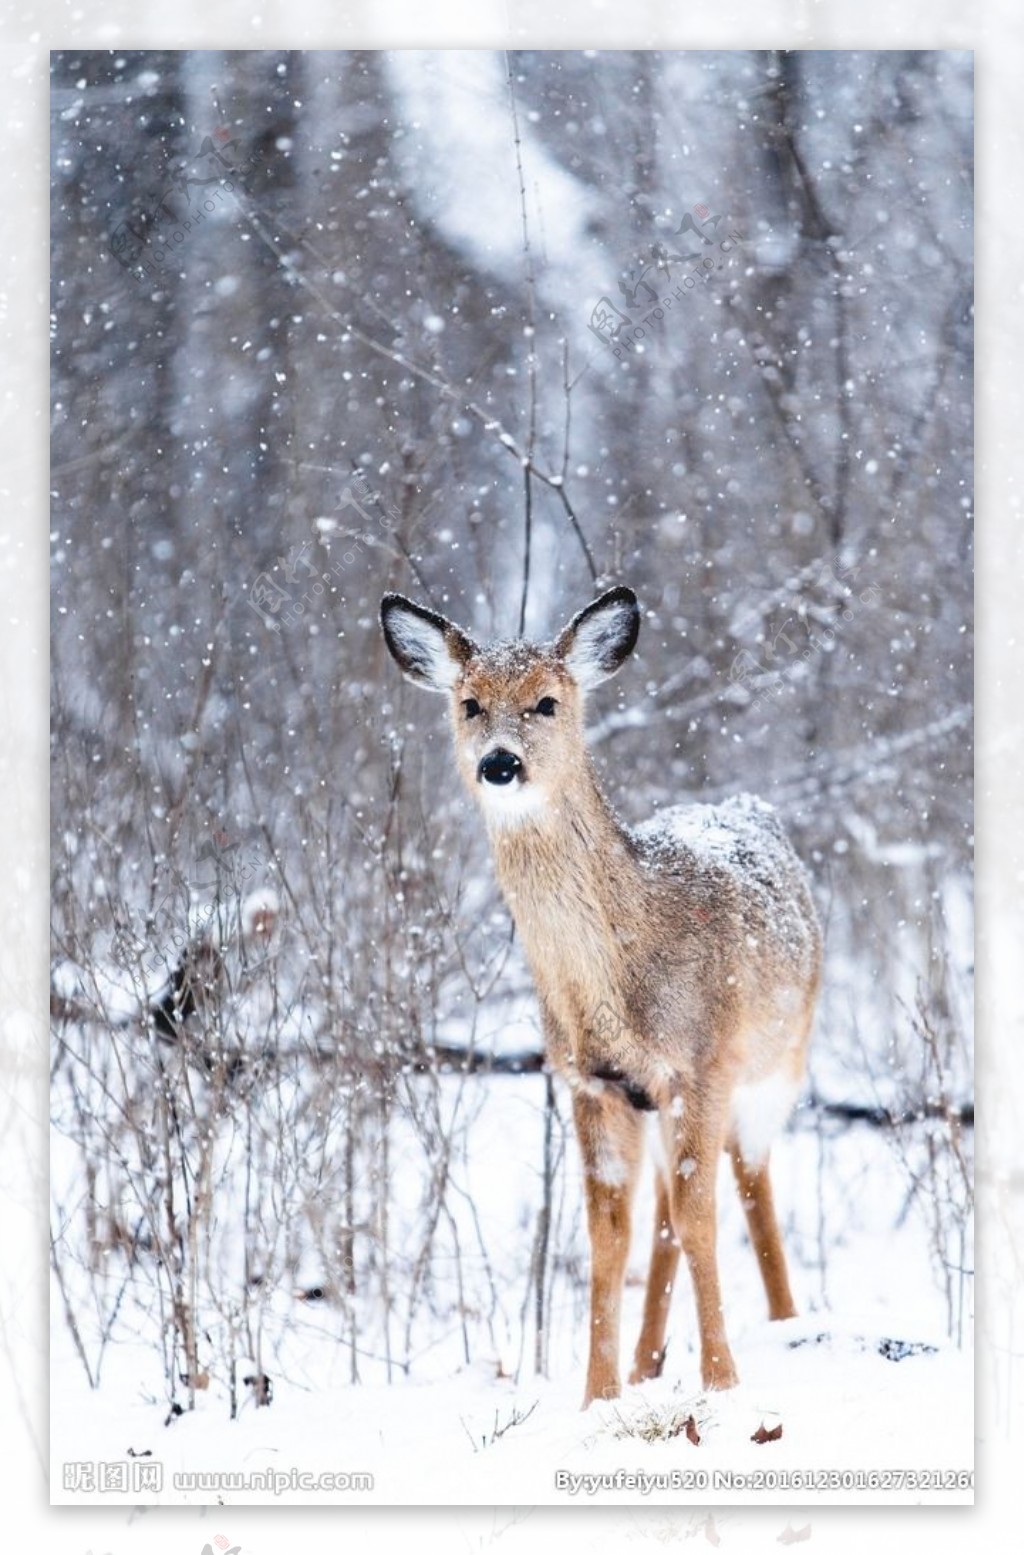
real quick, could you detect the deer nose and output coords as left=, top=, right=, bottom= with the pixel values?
left=477, top=748, right=524, bottom=786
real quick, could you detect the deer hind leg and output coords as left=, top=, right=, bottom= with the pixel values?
left=729, top=1147, right=797, bottom=1321
left=728, top=1067, right=802, bottom=1321
left=629, top=1166, right=680, bottom=1385
left=666, top=1091, right=739, bottom=1391
left=572, top=1086, right=644, bottom=1408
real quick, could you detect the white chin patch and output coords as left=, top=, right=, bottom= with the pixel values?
left=476, top=779, right=548, bottom=828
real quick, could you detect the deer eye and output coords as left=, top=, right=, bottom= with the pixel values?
left=462, top=697, right=483, bottom=719
left=534, top=696, right=558, bottom=717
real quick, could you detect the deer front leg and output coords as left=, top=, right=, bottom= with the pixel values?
left=572, top=1086, right=644, bottom=1408
left=667, top=1096, right=739, bottom=1391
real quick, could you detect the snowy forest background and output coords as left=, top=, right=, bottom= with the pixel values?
left=49, top=48, right=973, bottom=1474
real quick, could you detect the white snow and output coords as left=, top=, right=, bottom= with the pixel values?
left=50, top=1070, right=973, bottom=1507
left=383, top=51, right=609, bottom=349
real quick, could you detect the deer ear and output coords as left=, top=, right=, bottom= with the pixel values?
left=380, top=593, right=476, bottom=692
left=555, top=586, right=640, bottom=690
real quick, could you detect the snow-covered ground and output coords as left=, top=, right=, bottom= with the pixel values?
left=50, top=1313, right=972, bottom=1508
left=50, top=1070, right=973, bottom=1507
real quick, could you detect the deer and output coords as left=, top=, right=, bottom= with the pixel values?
left=380, top=585, right=822, bottom=1407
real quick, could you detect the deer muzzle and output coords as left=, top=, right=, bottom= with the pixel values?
left=477, top=748, right=525, bottom=786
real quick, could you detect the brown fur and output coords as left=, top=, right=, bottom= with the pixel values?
left=381, top=588, right=822, bottom=1406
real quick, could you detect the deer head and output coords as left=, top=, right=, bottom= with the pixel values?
left=380, top=587, right=640, bottom=826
